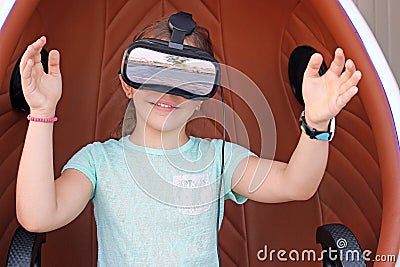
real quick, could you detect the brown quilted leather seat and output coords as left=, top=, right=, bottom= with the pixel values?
left=1, top=0, right=399, bottom=266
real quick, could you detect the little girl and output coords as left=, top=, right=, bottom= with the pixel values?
left=16, top=15, right=361, bottom=266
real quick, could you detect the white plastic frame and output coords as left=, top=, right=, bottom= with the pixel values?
left=0, top=0, right=16, bottom=31
left=338, top=0, right=400, bottom=147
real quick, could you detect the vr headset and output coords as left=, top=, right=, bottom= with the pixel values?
left=120, top=12, right=220, bottom=100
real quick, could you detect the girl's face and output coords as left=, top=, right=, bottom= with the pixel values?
left=120, top=38, right=205, bottom=133
left=132, top=88, right=201, bottom=132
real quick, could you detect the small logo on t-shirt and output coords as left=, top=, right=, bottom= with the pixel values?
left=173, top=174, right=212, bottom=215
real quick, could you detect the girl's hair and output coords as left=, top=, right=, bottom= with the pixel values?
left=133, top=17, right=214, bottom=56
left=114, top=16, right=214, bottom=139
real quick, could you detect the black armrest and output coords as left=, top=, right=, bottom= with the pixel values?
left=6, top=226, right=46, bottom=267
left=316, top=224, right=366, bottom=267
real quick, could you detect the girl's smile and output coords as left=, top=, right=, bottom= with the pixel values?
left=149, top=99, right=179, bottom=112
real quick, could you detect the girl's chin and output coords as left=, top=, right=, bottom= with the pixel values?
left=142, top=119, right=185, bottom=133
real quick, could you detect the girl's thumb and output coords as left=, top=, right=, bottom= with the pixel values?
left=304, top=53, right=323, bottom=79
left=48, top=50, right=61, bottom=76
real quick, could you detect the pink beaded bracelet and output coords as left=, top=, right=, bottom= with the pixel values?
left=27, top=114, right=58, bottom=123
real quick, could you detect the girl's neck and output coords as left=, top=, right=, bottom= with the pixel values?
left=129, top=124, right=189, bottom=150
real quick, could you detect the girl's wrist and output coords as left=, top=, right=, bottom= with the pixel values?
left=30, top=109, right=56, bottom=118
left=304, top=113, right=331, bottom=131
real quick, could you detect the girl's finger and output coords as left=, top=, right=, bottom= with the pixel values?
left=20, top=36, right=46, bottom=73
left=21, top=59, right=34, bottom=91
left=339, top=59, right=356, bottom=85
left=29, top=36, right=46, bottom=54
left=340, top=70, right=362, bottom=94
left=21, top=59, right=33, bottom=79
left=337, top=86, right=358, bottom=109
left=329, top=48, right=345, bottom=77
left=304, top=53, right=324, bottom=79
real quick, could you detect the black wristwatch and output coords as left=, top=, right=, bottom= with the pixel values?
left=299, top=111, right=335, bottom=141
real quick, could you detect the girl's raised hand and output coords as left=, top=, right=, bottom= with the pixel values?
left=20, top=36, right=62, bottom=117
left=301, top=48, right=362, bottom=130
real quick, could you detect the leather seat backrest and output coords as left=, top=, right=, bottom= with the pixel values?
left=0, top=0, right=398, bottom=266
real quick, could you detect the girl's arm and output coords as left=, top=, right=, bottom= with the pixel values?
left=231, top=137, right=327, bottom=203
left=16, top=36, right=92, bottom=232
left=232, top=48, right=362, bottom=203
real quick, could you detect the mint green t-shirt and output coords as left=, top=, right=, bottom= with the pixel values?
left=62, top=136, right=256, bottom=266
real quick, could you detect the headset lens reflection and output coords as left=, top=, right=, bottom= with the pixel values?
left=126, top=47, right=217, bottom=96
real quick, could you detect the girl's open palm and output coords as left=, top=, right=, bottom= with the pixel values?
left=20, top=36, right=62, bottom=115
left=302, top=48, right=362, bottom=128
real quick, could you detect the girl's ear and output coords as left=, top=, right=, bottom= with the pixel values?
left=119, top=74, right=135, bottom=99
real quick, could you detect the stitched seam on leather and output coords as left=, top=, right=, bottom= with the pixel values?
left=219, top=243, right=239, bottom=266
left=0, top=127, right=24, bottom=168
left=104, top=2, right=159, bottom=71
left=322, top=170, right=380, bottom=241
left=198, top=0, right=220, bottom=23
left=224, top=211, right=246, bottom=240
left=0, top=113, right=23, bottom=143
left=329, top=142, right=382, bottom=210
left=293, top=5, right=327, bottom=46
left=107, top=0, right=129, bottom=28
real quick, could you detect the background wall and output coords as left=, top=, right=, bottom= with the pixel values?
left=351, top=0, right=400, bottom=84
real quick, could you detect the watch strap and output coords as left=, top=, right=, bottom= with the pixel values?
left=299, top=111, right=335, bottom=141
